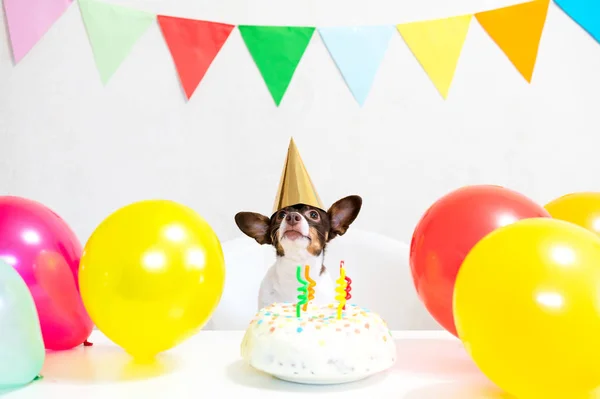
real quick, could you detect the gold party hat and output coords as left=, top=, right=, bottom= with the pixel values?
left=273, top=138, right=324, bottom=214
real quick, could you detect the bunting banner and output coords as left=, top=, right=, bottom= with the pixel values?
left=3, top=0, right=73, bottom=63
left=78, top=0, right=155, bottom=84
left=158, top=16, right=235, bottom=100
left=476, top=0, right=550, bottom=82
left=238, top=26, right=315, bottom=106
left=397, top=15, right=473, bottom=99
left=2, top=0, right=598, bottom=104
left=554, top=0, right=600, bottom=44
left=319, top=26, right=395, bottom=106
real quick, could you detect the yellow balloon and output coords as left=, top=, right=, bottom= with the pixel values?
left=454, top=218, right=600, bottom=398
left=79, top=200, right=225, bottom=359
left=545, top=192, right=600, bottom=236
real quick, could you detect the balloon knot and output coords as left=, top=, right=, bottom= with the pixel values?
left=83, top=340, right=93, bottom=347
left=34, top=375, right=43, bottom=381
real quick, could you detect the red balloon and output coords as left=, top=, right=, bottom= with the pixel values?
left=0, top=196, right=93, bottom=350
left=409, top=185, right=550, bottom=336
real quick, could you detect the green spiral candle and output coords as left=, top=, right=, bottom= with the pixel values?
left=296, top=265, right=308, bottom=318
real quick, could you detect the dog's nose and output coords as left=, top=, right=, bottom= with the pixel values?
left=286, top=212, right=302, bottom=225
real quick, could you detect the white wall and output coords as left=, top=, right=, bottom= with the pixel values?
left=1, top=0, right=599, bottom=246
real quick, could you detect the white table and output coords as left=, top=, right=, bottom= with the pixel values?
left=0, top=330, right=507, bottom=399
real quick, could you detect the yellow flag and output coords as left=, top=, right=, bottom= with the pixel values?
left=397, top=15, right=472, bottom=99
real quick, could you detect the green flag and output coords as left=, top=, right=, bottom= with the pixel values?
left=238, top=26, right=315, bottom=106
left=78, top=0, right=155, bottom=84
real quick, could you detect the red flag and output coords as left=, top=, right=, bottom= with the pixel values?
left=158, top=16, right=234, bottom=100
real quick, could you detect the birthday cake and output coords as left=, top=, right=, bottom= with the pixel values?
left=241, top=302, right=396, bottom=384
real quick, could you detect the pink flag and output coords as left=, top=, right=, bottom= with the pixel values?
left=3, top=0, right=73, bottom=63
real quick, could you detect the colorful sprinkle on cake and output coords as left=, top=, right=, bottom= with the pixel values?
left=241, top=302, right=396, bottom=383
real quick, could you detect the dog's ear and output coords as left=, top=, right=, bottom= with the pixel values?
left=327, top=195, right=362, bottom=241
left=235, top=212, right=272, bottom=245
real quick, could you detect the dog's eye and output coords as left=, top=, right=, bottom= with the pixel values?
left=309, top=211, right=319, bottom=220
left=278, top=211, right=286, bottom=220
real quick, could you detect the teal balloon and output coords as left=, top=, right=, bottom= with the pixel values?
left=0, top=260, right=45, bottom=387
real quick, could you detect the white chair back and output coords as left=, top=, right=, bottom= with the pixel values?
left=206, top=229, right=441, bottom=331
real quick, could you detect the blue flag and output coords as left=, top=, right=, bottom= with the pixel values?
left=554, top=0, right=600, bottom=44
left=319, top=25, right=395, bottom=106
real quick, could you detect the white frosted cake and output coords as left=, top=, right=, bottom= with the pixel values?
left=241, top=302, right=396, bottom=384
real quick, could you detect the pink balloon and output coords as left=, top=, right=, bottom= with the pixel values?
left=0, top=196, right=93, bottom=350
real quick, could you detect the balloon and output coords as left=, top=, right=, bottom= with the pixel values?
left=454, top=218, right=600, bottom=398
left=409, top=185, right=550, bottom=336
left=79, top=200, right=226, bottom=360
left=545, top=192, right=600, bottom=236
left=0, top=196, right=93, bottom=350
left=0, top=260, right=45, bottom=387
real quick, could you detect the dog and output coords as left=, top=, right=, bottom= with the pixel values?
left=235, top=195, right=362, bottom=310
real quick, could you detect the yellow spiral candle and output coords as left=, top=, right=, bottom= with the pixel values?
left=335, top=266, right=347, bottom=319
left=303, top=265, right=316, bottom=311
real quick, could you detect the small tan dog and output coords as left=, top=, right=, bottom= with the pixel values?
left=234, top=138, right=362, bottom=310
left=235, top=195, right=362, bottom=310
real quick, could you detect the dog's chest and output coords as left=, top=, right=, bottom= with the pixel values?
left=259, top=265, right=335, bottom=309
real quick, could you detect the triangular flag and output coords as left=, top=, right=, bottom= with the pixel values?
left=397, top=15, right=472, bottom=99
left=157, top=16, right=235, bottom=100
left=238, top=26, right=315, bottom=106
left=3, top=0, right=73, bottom=63
left=78, top=0, right=155, bottom=84
left=554, top=0, right=600, bottom=44
left=475, top=0, right=550, bottom=83
left=319, top=26, right=395, bottom=106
